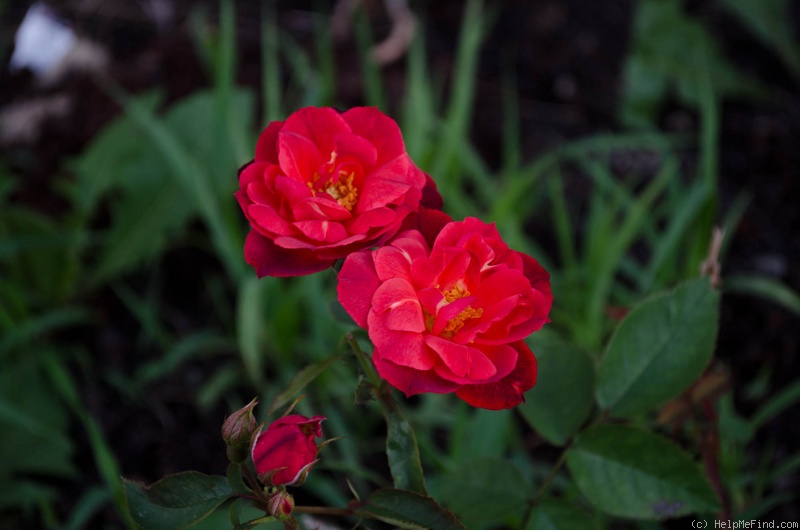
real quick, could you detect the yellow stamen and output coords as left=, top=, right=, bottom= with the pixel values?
left=324, top=172, right=358, bottom=211
left=306, top=154, right=359, bottom=211
left=444, top=307, right=484, bottom=333
left=443, top=283, right=470, bottom=303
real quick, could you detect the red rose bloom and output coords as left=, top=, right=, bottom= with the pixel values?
left=337, top=218, right=552, bottom=410
left=251, top=414, right=325, bottom=486
left=236, top=106, right=441, bottom=277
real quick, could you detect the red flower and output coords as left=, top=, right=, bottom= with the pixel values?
left=236, top=106, right=442, bottom=277
left=337, top=218, right=552, bottom=410
left=251, top=414, right=326, bottom=486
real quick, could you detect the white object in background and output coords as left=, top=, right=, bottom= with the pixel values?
left=9, top=3, right=76, bottom=75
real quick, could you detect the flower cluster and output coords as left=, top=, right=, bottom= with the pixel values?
left=221, top=403, right=326, bottom=519
left=237, top=106, right=552, bottom=410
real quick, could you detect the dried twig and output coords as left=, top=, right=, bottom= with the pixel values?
left=700, top=226, right=725, bottom=288
left=330, top=0, right=417, bottom=65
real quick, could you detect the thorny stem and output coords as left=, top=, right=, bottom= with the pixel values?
left=241, top=464, right=270, bottom=507
left=346, top=333, right=383, bottom=391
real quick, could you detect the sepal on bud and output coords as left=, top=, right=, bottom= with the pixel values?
left=221, top=398, right=259, bottom=464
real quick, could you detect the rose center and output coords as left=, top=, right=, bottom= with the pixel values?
left=306, top=151, right=359, bottom=211
left=437, top=281, right=484, bottom=336
left=443, top=306, right=483, bottom=333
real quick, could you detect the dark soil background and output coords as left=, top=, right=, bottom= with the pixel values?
left=1, top=0, right=799, bottom=526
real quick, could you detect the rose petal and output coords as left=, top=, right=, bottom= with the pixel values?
left=244, top=230, right=333, bottom=277
left=477, top=343, right=519, bottom=381
left=341, top=107, right=406, bottom=163
left=248, top=203, right=295, bottom=236
left=370, top=279, right=425, bottom=331
left=433, top=216, right=500, bottom=249
left=251, top=414, right=325, bottom=485
left=280, top=107, right=350, bottom=159
left=254, top=121, right=284, bottom=163
left=426, top=335, right=496, bottom=381
left=399, top=207, right=453, bottom=249
left=373, top=246, right=414, bottom=283
left=274, top=174, right=313, bottom=205
left=238, top=160, right=269, bottom=188
left=293, top=220, right=348, bottom=243
left=293, top=196, right=352, bottom=222
left=521, top=252, right=553, bottom=304
left=369, top=313, right=433, bottom=369
left=455, top=340, right=537, bottom=410
left=278, top=132, right=323, bottom=182
left=333, top=131, right=378, bottom=169
left=431, top=295, right=476, bottom=336
left=417, top=287, right=444, bottom=317
left=420, top=172, right=443, bottom=210
left=373, top=354, right=460, bottom=396
left=337, top=251, right=379, bottom=328
left=349, top=207, right=397, bottom=235
left=269, top=414, right=326, bottom=437
left=358, top=155, right=419, bottom=211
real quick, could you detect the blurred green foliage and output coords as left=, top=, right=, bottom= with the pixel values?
left=1, top=0, right=799, bottom=528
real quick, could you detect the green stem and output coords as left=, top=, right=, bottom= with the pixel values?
left=346, top=333, right=383, bottom=390
left=241, top=464, right=270, bottom=508
left=294, top=506, right=353, bottom=516
left=519, top=446, right=571, bottom=527
left=532, top=448, right=570, bottom=503
left=345, top=333, right=428, bottom=494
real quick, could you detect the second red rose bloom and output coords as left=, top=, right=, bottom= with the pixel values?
left=337, top=217, right=552, bottom=410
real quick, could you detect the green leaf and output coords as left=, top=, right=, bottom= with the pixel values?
left=384, top=397, right=428, bottom=495
left=725, top=274, right=800, bottom=319
left=124, top=472, right=233, bottom=530
left=566, top=425, right=720, bottom=519
left=355, top=489, right=465, bottom=530
left=236, top=276, right=267, bottom=385
left=620, top=0, right=765, bottom=126
left=0, top=479, right=57, bottom=511
left=100, top=81, right=244, bottom=279
left=526, top=499, right=599, bottom=530
left=93, top=176, right=192, bottom=284
left=267, top=355, right=343, bottom=415
left=750, top=378, right=800, bottom=430
left=716, top=0, right=800, bottom=79
left=519, top=335, right=595, bottom=445
left=0, top=362, right=76, bottom=479
left=68, top=91, right=163, bottom=213
left=596, top=278, right=720, bottom=417
left=62, top=486, right=112, bottom=530
left=439, top=457, right=530, bottom=524
left=454, top=408, right=512, bottom=459
left=0, top=307, right=88, bottom=360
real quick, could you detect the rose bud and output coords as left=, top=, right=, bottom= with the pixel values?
left=236, top=106, right=445, bottom=277
left=221, top=398, right=259, bottom=464
left=337, top=217, right=552, bottom=410
left=251, top=414, right=326, bottom=486
left=266, top=490, right=295, bottom=519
